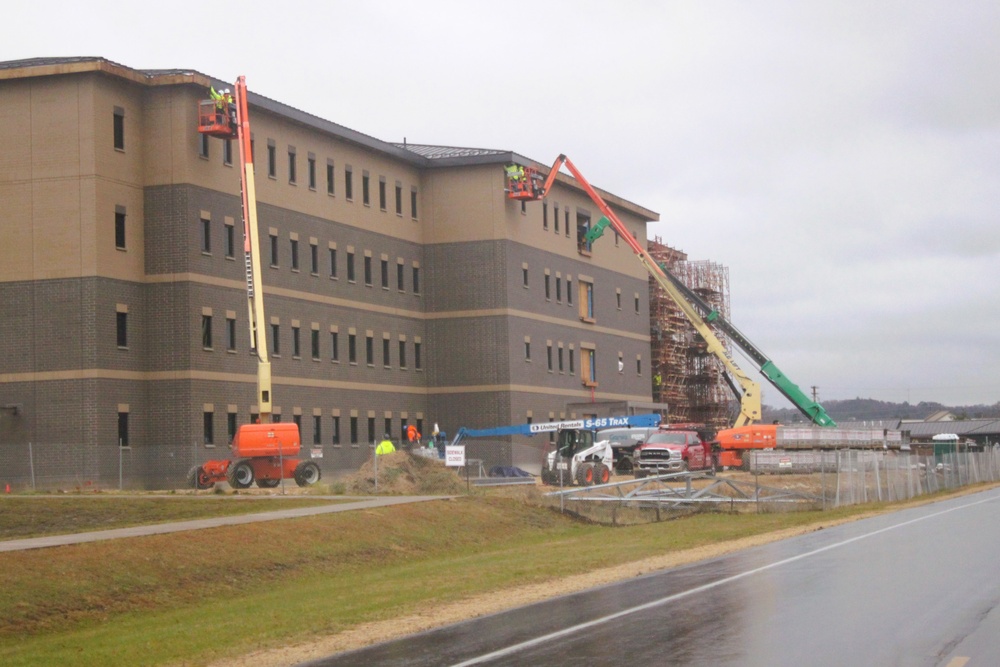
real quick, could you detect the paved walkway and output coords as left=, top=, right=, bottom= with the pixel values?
left=0, top=496, right=450, bottom=552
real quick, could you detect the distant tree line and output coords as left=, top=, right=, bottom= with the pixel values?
left=762, top=398, right=1000, bottom=424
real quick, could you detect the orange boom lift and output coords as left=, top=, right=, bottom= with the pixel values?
left=188, top=78, right=321, bottom=489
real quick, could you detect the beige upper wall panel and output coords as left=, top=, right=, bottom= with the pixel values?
left=421, top=165, right=501, bottom=244
left=92, top=75, right=144, bottom=188
left=0, top=182, right=33, bottom=281
left=32, top=179, right=85, bottom=280
left=0, top=79, right=33, bottom=184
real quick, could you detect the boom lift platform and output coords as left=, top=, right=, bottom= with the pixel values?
left=188, top=77, right=320, bottom=490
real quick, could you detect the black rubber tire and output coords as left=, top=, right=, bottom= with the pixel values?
left=186, top=465, right=213, bottom=490
left=593, top=463, right=610, bottom=485
left=256, top=478, right=280, bottom=488
left=615, top=457, right=634, bottom=475
left=575, top=462, right=594, bottom=486
left=294, top=460, right=321, bottom=487
left=227, top=459, right=255, bottom=489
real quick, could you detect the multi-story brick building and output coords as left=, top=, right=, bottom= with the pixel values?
left=0, top=57, right=661, bottom=487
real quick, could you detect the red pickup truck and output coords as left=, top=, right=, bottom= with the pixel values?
left=634, top=428, right=713, bottom=477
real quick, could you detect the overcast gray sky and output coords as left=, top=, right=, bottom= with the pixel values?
left=7, top=1, right=999, bottom=408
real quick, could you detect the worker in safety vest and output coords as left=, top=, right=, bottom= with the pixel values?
left=376, top=434, right=395, bottom=456
left=505, top=164, right=525, bottom=182
left=406, top=424, right=421, bottom=447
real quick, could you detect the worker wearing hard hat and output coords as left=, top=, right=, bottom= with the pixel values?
left=376, top=434, right=395, bottom=456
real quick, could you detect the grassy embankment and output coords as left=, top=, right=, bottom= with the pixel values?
left=0, top=486, right=983, bottom=667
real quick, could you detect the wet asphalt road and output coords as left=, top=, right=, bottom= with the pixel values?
left=301, top=487, right=1000, bottom=667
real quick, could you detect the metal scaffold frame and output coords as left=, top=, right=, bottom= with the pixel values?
left=648, top=237, right=733, bottom=429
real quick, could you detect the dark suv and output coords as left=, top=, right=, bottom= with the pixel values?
left=596, top=427, right=658, bottom=474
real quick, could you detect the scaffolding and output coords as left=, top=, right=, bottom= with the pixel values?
left=648, top=237, right=733, bottom=430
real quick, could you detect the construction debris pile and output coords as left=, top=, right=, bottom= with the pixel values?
left=344, top=451, right=469, bottom=496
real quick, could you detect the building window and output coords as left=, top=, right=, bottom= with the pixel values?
left=579, top=280, right=595, bottom=321
left=412, top=266, right=421, bottom=294
left=114, top=206, right=126, bottom=250
left=414, top=341, right=422, bottom=370
left=226, top=316, right=236, bottom=352
left=326, top=161, right=335, bottom=195
left=543, top=203, right=549, bottom=230
left=329, top=248, right=338, bottom=278
left=545, top=274, right=551, bottom=300
left=271, top=323, right=280, bottom=356
left=618, top=352, right=624, bottom=373
left=364, top=256, right=372, bottom=286
left=554, top=205, right=560, bottom=233
left=348, top=333, right=357, bottom=364
left=397, top=263, right=405, bottom=292
left=395, top=183, right=403, bottom=215
left=567, top=278, right=573, bottom=305
left=288, top=148, right=297, bottom=184
left=308, top=155, right=316, bottom=190
left=365, top=335, right=374, bottom=366
left=382, top=338, right=391, bottom=367
left=547, top=344, right=553, bottom=371
left=577, top=213, right=592, bottom=254
left=332, top=415, right=341, bottom=445
left=293, top=414, right=301, bottom=434
left=362, top=173, right=370, bottom=206
left=116, top=311, right=128, bottom=348
left=311, top=329, right=320, bottom=360
left=378, top=178, right=387, bottom=211
left=380, top=259, right=389, bottom=289
left=225, top=223, right=234, bottom=258
left=331, top=331, right=339, bottom=362
left=290, top=239, right=299, bottom=271
left=345, top=167, right=354, bottom=200
left=367, top=417, right=376, bottom=444
left=223, top=139, right=233, bottom=165
left=199, top=134, right=209, bottom=158
left=569, top=348, right=575, bottom=375
left=637, top=356, right=642, bottom=374
left=204, top=411, right=214, bottom=445
left=227, top=412, right=237, bottom=444
left=525, top=339, right=531, bottom=361
left=635, top=294, right=640, bottom=314
left=616, top=290, right=622, bottom=310
left=202, top=314, right=213, bottom=349
left=565, top=209, right=571, bottom=236
left=310, top=243, right=318, bottom=274
left=398, top=340, right=407, bottom=368
left=558, top=347, right=564, bottom=372
left=313, top=415, right=322, bottom=445
left=522, top=266, right=529, bottom=288
left=269, top=233, right=278, bottom=266
left=411, top=188, right=418, bottom=219
left=583, top=349, right=596, bottom=385
left=347, top=252, right=356, bottom=282
left=113, top=107, right=125, bottom=151
left=118, top=411, right=129, bottom=446
left=201, top=217, right=211, bottom=253
left=292, top=325, right=301, bottom=358
left=267, top=142, right=276, bottom=178
left=350, top=416, right=358, bottom=444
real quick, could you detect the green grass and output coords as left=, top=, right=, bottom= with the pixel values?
left=0, top=486, right=988, bottom=666
left=0, top=495, right=345, bottom=540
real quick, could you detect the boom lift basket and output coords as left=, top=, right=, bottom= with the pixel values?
left=505, top=165, right=544, bottom=200
left=197, top=99, right=237, bottom=139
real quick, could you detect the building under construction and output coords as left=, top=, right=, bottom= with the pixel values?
left=648, top=237, right=733, bottom=430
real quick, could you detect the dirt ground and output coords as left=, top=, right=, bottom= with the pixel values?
left=206, top=461, right=990, bottom=667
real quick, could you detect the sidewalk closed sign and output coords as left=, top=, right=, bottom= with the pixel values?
left=445, top=445, right=466, bottom=467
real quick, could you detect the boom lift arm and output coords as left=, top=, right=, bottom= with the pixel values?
left=658, top=268, right=836, bottom=426
left=513, top=155, right=762, bottom=427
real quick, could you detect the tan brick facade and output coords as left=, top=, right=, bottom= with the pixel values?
left=0, top=58, right=660, bottom=487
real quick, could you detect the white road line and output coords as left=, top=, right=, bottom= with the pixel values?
left=450, top=492, right=1000, bottom=667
